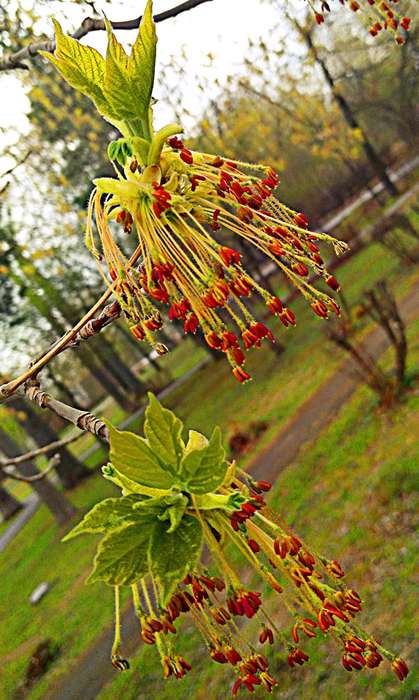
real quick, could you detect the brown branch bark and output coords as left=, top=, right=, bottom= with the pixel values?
left=0, top=0, right=214, bottom=72
left=0, top=434, right=82, bottom=467
left=25, top=381, right=109, bottom=441
left=2, top=453, right=61, bottom=483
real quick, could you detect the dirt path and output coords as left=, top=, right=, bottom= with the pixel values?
left=43, top=280, right=419, bottom=700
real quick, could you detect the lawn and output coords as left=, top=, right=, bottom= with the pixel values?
left=0, top=218, right=418, bottom=699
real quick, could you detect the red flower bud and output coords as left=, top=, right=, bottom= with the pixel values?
left=232, top=367, right=252, bottom=383
left=392, top=657, right=409, bottom=681
left=220, top=246, right=241, bottom=267
left=326, top=275, right=340, bottom=291
left=231, top=346, right=245, bottom=366
left=268, top=296, right=283, bottom=315
left=180, top=148, right=193, bottom=164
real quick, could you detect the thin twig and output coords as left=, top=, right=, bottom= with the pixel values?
left=0, top=247, right=140, bottom=400
left=0, top=0, right=214, bottom=72
left=0, top=288, right=113, bottom=399
left=24, top=380, right=109, bottom=441
left=1, top=453, right=61, bottom=482
left=0, top=434, right=82, bottom=468
left=0, top=151, right=32, bottom=195
left=30, top=299, right=121, bottom=367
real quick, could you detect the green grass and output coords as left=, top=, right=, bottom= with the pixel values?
left=0, top=475, right=120, bottom=700
left=0, top=231, right=418, bottom=699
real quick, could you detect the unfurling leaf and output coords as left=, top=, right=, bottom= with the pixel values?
left=180, top=426, right=227, bottom=494
left=42, top=1, right=157, bottom=128
left=106, top=422, right=175, bottom=490
left=62, top=495, right=143, bottom=541
left=149, top=515, right=203, bottom=604
left=88, top=520, right=155, bottom=586
left=40, top=20, right=117, bottom=122
left=128, top=0, right=157, bottom=119
left=144, top=393, right=184, bottom=475
left=158, top=493, right=189, bottom=533
left=184, top=430, right=208, bottom=455
left=102, top=463, right=171, bottom=497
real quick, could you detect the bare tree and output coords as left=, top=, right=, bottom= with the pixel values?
left=0, top=427, right=77, bottom=523
left=327, top=281, right=408, bottom=406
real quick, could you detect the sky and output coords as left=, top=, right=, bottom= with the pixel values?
left=0, top=0, right=285, bottom=162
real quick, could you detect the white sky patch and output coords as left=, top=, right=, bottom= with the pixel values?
left=0, top=0, right=280, bottom=138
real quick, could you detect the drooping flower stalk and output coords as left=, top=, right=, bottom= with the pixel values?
left=107, top=469, right=409, bottom=694
left=88, top=139, right=347, bottom=381
left=65, top=396, right=410, bottom=694
left=309, top=0, right=411, bottom=43
left=42, top=4, right=350, bottom=382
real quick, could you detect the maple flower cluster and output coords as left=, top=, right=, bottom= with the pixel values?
left=63, top=396, right=410, bottom=695
left=311, top=0, right=412, bottom=43
left=88, top=137, right=347, bottom=382
left=111, top=473, right=409, bottom=694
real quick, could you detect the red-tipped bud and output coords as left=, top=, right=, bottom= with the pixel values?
left=326, top=275, right=340, bottom=291
left=254, top=480, right=272, bottom=492
left=268, top=296, right=283, bottom=315
left=232, top=367, right=252, bottom=383
left=180, top=148, right=193, bottom=164
left=294, top=212, right=309, bottom=228
left=392, top=657, right=409, bottom=681
left=220, top=246, right=242, bottom=267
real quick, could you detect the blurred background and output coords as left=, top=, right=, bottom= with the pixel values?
left=0, top=0, right=418, bottom=698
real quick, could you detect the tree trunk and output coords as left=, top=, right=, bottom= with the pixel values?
left=116, top=324, right=160, bottom=370
left=0, top=482, right=22, bottom=520
left=300, top=24, right=398, bottom=197
left=90, top=334, right=145, bottom=397
left=0, top=429, right=76, bottom=524
left=10, top=397, right=90, bottom=490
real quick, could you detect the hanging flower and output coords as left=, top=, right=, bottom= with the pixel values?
left=63, top=396, right=410, bottom=692
left=42, top=1, right=349, bottom=383
left=86, top=141, right=347, bottom=381
left=309, top=0, right=411, bottom=44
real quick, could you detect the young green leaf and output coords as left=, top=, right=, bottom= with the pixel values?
left=149, top=515, right=203, bottom=604
left=40, top=20, right=118, bottom=122
left=158, top=493, right=189, bottom=533
left=88, top=520, right=155, bottom=586
left=102, top=20, right=137, bottom=121
left=102, top=1, right=157, bottom=124
left=106, top=422, right=175, bottom=489
left=102, top=463, right=172, bottom=497
left=62, top=495, right=143, bottom=541
left=128, top=0, right=157, bottom=121
left=144, top=393, right=185, bottom=475
left=180, top=427, right=228, bottom=494
left=184, top=430, right=208, bottom=455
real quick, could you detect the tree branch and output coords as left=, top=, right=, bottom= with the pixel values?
left=0, top=433, right=82, bottom=468
left=0, top=151, right=32, bottom=195
left=24, top=380, right=109, bottom=441
left=1, top=453, right=61, bottom=482
left=0, top=247, right=141, bottom=401
left=0, top=0, right=214, bottom=72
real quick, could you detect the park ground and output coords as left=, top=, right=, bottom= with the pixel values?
left=0, top=196, right=418, bottom=700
